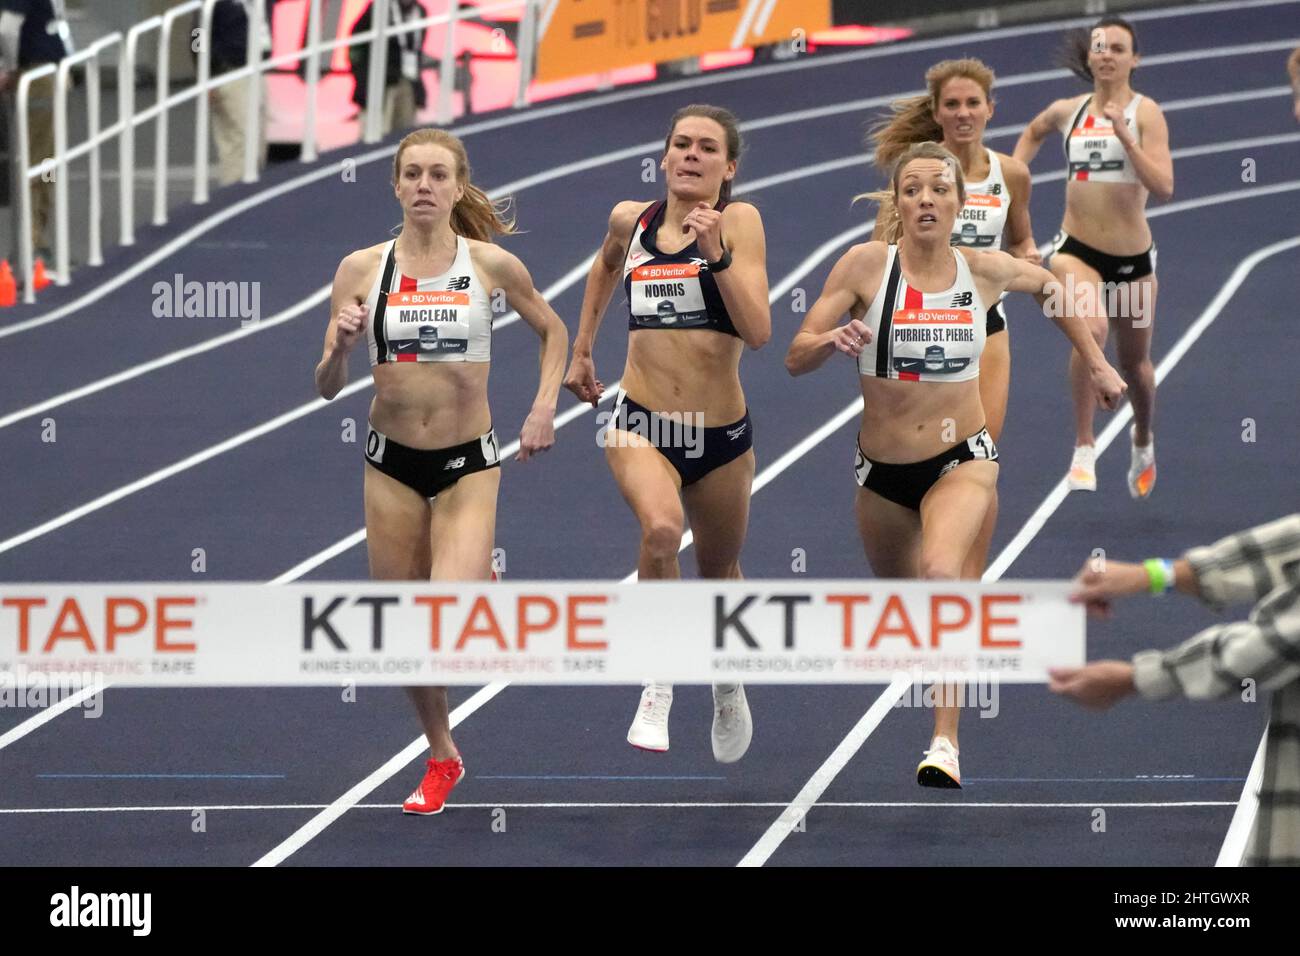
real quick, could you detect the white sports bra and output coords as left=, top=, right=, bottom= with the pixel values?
left=857, top=245, right=988, bottom=383
left=364, top=236, right=493, bottom=366
left=1063, top=94, right=1143, bottom=185
left=952, top=150, right=1010, bottom=250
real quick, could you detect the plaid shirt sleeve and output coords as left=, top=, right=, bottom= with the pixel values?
left=1132, top=515, right=1300, bottom=701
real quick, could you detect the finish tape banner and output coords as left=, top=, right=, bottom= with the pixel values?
left=536, top=0, right=832, bottom=83
left=0, top=581, right=1083, bottom=686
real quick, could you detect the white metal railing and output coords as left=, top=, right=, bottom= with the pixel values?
left=11, top=0, right=544, bottom=305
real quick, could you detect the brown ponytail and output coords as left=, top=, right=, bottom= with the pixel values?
left=1059, top=16, right=1140, bottom=84
left=392, top=128, right=516, bottom=241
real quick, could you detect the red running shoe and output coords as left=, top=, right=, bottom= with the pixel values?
left=402, top=756, right=465, bottom=815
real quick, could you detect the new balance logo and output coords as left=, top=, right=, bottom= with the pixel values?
left=939, top=459, right=961, bottom=478
left=443, top=457, right=467, bottom=470
left=447, top=276, right=471, bottom=291
left=951, top=291, right=973, bottom=307
left=989, top=183, right=1002, bottom=195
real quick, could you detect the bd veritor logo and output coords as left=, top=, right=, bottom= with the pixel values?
left=50, top=887, right=151, bottom=936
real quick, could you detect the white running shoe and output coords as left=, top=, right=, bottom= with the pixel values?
left=916, top=735, right=962, bottom=788
left=1127, top=426, right=1156, bottom=499
left=1067, top=444, right=1097, bottom=492
left=627, top=681, right=672, bottom=752
left=711, top=683, right=753, bottom=764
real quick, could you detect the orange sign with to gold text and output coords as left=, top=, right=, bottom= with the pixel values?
left=537, top=0, right=831, bottom=83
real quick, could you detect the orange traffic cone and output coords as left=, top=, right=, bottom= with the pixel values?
left=0, top=261, right=16, bottom=307
left=33, top=258, right=52, bottom=291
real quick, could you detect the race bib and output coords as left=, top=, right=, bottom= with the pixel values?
left=386, top=290, right=471, bottom=361
left=890, top=308, right=975, bottom=376
left=951, top=193, right=1002, bottom=247
left=629, top=263, right=708, bottom=328
left=1070, top=120, right=1131, bottom=174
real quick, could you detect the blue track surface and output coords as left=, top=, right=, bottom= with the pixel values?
left=1, top=0, right=1298, bottom=866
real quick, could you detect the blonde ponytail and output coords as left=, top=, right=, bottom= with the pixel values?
left=854, top=141, right=966, bottom=245
left=392, top=128, right=516, bottom=241
left=867, top=58, right=997, bottom=172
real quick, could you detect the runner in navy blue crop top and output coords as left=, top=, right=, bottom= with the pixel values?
left=623, top=197, right=739, bottom=336
left=563, top=105, right=772, bottom=764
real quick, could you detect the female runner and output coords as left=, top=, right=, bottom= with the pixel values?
left=786, top=142, right=1124, bottom=786
left=1014, top=17, right=1173, bottom=497
left=316, top=129, right=568, bottom=814
left=563, top=105, right=772, bottom=763
left=871, top=57, right=1037, bottom=578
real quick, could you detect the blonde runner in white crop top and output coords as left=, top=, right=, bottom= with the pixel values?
left=364, top=236, right=494, bottom=366
left=1063, top=93, right=1143, bottom=184
left=857, top=245, right=988, bottom=383
left=951, top=150, right=1010, bottom=250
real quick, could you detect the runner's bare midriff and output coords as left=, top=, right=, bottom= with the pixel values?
left=622, top=328, right=746, bottom=424
left=1062, top=180, right=1153, bottom=256
left=857, top=376, right=984, bottom=463
left=370, top=362, right=491, bottom=449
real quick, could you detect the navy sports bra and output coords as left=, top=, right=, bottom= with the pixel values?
left=622, top=200, right=739, bottom=337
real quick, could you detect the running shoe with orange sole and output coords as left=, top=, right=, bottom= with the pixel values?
left=1067, top=444, right=1097, bottom=492
left=402, top=756, right=465, bottom=815
left=1128, top=425, right=1156, bottom=499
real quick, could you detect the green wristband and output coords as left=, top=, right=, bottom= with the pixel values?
left=1143, top=558, right=1174, bottom=595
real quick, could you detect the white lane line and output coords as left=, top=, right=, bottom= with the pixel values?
left=997, top=237, right=1300, bottom=869
left=738, top=232, right=1300, bottom=868
left=175, top=191, right=1300, bottom=868
left=988, top=233, right=1300, bottom=578
left=250, top=681, right=506, bottom=868
left=1217, top=731, right=1267, bottom=866
left=0, top=687, right=102, bottom=754
left=2, top=27, right=1291, bottom=341
left=0, top=800, right=1236, bottom=814
left=0, top=287, right=332, bottom=431
left=736, top=678, right=910, bottom=868
left=0, top=377, right=372, bottom=558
